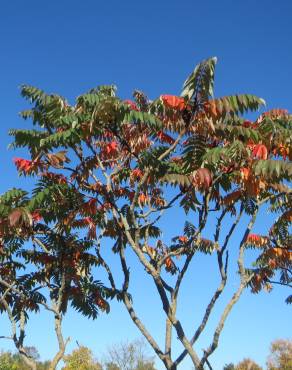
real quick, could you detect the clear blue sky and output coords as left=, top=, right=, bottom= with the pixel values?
left=0, top=1, right=291, bottom=369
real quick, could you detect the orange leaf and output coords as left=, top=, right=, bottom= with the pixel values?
left=192, top=168, right=212, bottom=190
left=246, top=233, right=268, bottom=247
left=32, top=211, right=42, bottom=222
left=178, top=236, right=188, bottom=243
left=252, top=144, right=268, bottom=160
left=161, top=95, right=187, bottom=111
left=8, top=209, right=23, bottom=227
left=263, top=108, right=289, bottom=118
left=223, top=190, right=242, bottom=206
left=13, top=157, right=43, bottom=174
left=157, top=131, right=175, bottom=144
left=240, top=167, right=251, bottom=180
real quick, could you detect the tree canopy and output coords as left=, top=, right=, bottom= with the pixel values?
left=0, top=57, right=291, bottom=370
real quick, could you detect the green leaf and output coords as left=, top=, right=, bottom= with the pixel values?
left=39, top=128, right=81, bottom=149
left=181, top=57, right=217, bottom=101
left=253, top=160, right=292, bottom=180
left=122, top=111, right=162, bottom=131
left=182, top=135, right=206, bottom=171
left=160, top=174, right=192, bottom=187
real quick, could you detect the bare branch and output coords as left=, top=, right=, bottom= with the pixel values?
left=49, top=313, right=70, bottom=370
left=199, top=280, right=249, bottom=369
left=49, top=271, right=70, bottom=370
left=32, top=236, right=50, bottom=253
left=118, top=245, right=172, bottom=368
left=199, top=207, right=259, bottom=368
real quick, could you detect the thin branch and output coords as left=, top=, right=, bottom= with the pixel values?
left=221, top=204, right=244, bottom=255
left=166, top=252, right=194, bottom=363
left=199, top=207, right=259, bottom=368
left=32, top=236, right=50, bottom=253
left=267, top=279, right=292, bottom=288
left=130, top=130, right=185, bottom=213
left=174, top=270, right=226, bottom=367
left=199, top=280, right=249, bottom=369
left=175, top=204, right=244, bottom=362
left=0, top=335, right=13, bottom=340
left=158, top=192, right=210, bottom=268
left=96, top=250, right=116, bottom=291
left=118, top=245, right=172, bottom=368
left=0, top=296, right=37, bottom=370
left=138, top=191, right=183, bottom=220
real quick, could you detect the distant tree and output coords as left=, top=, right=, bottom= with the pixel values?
left=135, top=361, right=156, bottom=370
left=37, top=361, right=51, bottom=370
left=235, top=358, right=262, bottom=370
left=0, top=351, right=21, bottom=370
left=223, top=364, right=235, bottom=370
left=0, top=349, right=50, bottom=370
left=266, top=339, right=292, bottom=370
left=24, top=347, right=40, bottom=361
left=104, top=339, right=156, bottom=370
left=62, top=346, right=102, bottom=370
left=105, top=363, right=120, bottom=370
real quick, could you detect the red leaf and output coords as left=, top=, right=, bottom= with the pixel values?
left=13, top=157, right=43, bottom=174
left=131, top=168, right=143, bottom=179
left=161, top=95, right=187, bottom=111
left=32, top=211, right=42, bottom=222
left=252, top=144, right=268, bottom=160
left=81, top=199, right=97, bottom=216
left=192, top=168, right=212, bottom=190
left=246, top=233, right=268, bottom=247
left=178, top=236, right=188, bottom=243
left=165, top=257, right=177, bottom=274
left=138, top=193, right=148, bottom=205
left=157, top=131, right=175, bottom=144
left=13, top=158, right=33, bottom=173
left=8, top=209, right=32, bottom=228
left=243, top=120, right=252, bottom=128
left=124, top=99, right=139, bottom=111
left=222, top=190, right=242, bottom=206
left=8, top=209, right=23, bottom=227
left=42, top=172, right=67, bottom=184
left=240, top=167, right=250, bottom=180
left=84, top=217, right=97, bottom=240
left=104, top=141, right=119, bottom=155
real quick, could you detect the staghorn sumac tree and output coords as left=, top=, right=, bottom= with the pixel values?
left=1, top=58, right=291, bottom=369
